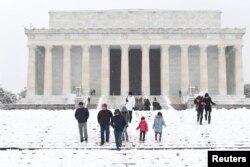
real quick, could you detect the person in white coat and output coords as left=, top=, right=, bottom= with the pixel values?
left=125, top=91, right=135, bottom=123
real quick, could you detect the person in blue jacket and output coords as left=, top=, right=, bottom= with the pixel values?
left=153, top=112, right=166, bottom=142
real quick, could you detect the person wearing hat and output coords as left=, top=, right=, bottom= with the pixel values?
left=121, top=106, right=130, bottom=141
left=204, top=93, right=216, bottom=124
left=75, top=102, right=89, bottom=142
left=97, top=103, right=113, bottom=145
left=136, top=116, right=148, bottom=142
left=111, top=109, right=126, bottom=150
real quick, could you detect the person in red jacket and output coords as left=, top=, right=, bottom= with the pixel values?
left=136, top=116, right=148, bottom=142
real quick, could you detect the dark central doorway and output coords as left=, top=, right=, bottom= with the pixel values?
left=149, top=49, right=161, bottom=95
left=129, top=49, right=142, bottom=95
left=110, top=49, right=121, bottom=95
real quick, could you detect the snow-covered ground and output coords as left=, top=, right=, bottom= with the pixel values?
left=0, top=107, right=250, bottom=166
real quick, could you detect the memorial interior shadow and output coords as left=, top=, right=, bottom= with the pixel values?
left=129, top=49, right=142, bottom=95
left=150, top=49, right=161, bottom=95
left=110, top=49, right=121, bottom=95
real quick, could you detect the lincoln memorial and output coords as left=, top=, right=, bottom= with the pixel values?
left=24, top=10, right=245, bottom=104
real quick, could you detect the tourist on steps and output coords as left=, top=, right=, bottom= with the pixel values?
left=152, top=97, right=162, bottom=110
left=74, top=102, right=89, bottom=142
left=111, top=109, right=126, bottom=151
left=97, top=103, right=113, bottom=145
left=153, top=112, right=166, bottom=142
left=121, top=106, right=130, bottom=141
left=125, top=91, right=135, bottom=123
left=204, top=93, right=216, bottom=124
left=194, top=92, right=205, bottom=125
left=136, top=116, right=148, bottom=142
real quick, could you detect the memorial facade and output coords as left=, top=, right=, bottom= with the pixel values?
left=24, top=10, right=245, bottom=103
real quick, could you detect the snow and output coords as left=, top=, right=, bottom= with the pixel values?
left=0, top=107, right=250, bottom=166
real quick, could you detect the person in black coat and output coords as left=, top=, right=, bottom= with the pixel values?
left=111, top=109, right=126, bottom=150
left=204, top=93, right=216, bottom=124
left=75, top=102, right=89, bottom=142
left=194, top=94, right=205, bottom=125
left=152, top=97, right=161, bottom=110
left=97, top=103, right=113, bottom=145
left=144, top=97, right=151, bottom=111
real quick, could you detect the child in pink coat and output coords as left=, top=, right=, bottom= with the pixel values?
left=136, top=116, right=148, bottom=142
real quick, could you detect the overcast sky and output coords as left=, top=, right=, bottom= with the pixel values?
left=0, top=0, right=249, bottom=93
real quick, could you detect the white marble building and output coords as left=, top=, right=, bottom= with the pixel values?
left=24, top=10, right=245, bottom=104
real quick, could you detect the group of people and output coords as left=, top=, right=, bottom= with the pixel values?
left=74, top=91, right=166, bottom=151
left=74, top=91, right=216, bottom=150
left=194, top=92, right=216, bottom=125
left=130, top=96, right=162, bottom=111
left=90, top=89, right=96, bottom=96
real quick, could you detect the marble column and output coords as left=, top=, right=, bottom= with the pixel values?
left=218, top=45, right=227, bottom=95
left=44, top=45, right=53, bottom=95
left=121, top=45, right=129, bottom=95
left=63, top=45, right=71, bottom=95
left=101, top=45, right=110, bottom=95
left=235, top=45, right=244, bottom=95
left=199, top=45, right=208, bottom=93
left=27, top=45, right=36, bottom=96
left=180, top=45, right=189, bottom=95
left=141, top=45, right=150, bottom=96
left=82, top=45, right=90, bottom=95
left=161, top=45, right=170, bottom=95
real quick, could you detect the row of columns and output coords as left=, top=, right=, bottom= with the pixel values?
left=27, top=44, right=244, bottom=96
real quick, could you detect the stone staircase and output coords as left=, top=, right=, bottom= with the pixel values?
left=95, top=95, right=172, bottom=110
left=86, top=96, right=100, bottom=109
left=19, top=96, right=67, bottom=104
left=11, top=95, right=250, bottom=110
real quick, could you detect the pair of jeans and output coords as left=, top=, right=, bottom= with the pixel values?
left=122, top=126, right=128, bottom=141
left=78, top=122, right=88, bottom=140
left=129, top=110, right=132, bottom=123
left=139, top=131, right=146, bottom=141
left=197, top=107, right=204, bottom=124
left=114, top=131, right=123, bottom=149
left=100, top=124, right=110, bottom=144
left=205, top=107, right=212, bottom=124
left=155, top=132, right=162, bottom=141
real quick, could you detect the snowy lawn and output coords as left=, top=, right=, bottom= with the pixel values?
left=0, top=108, right=250, bottom=166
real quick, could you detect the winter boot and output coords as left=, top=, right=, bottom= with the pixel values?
left=159, top=133, right=162, bottom=142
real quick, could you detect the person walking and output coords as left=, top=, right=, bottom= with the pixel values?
left=194, top=93, right=205, bottom=125
left=74, top=102, right=89, bottom=142
left=204, top=93, right=216, bottom=124
left=111, top=109, right=126, bottom=150
left=97, top=103, right=113, bottom=145
left=121, top=106, right=130, bottom=141
left=136, top=116, right=148, bottom=142
left=153, top=112, right=166, bottom=142
left=125, top=91, right=135, bottom=123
